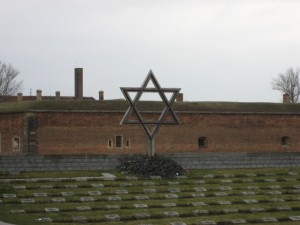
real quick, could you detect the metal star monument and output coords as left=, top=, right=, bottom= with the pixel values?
left=120, top=70, right=181, bottom=156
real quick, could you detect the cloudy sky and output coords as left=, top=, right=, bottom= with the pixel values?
left=1, top=0, right=300, bottom=102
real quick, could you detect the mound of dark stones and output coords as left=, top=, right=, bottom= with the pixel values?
left=117, top=154, right=187, bottom=178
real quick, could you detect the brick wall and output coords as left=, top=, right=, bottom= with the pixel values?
left=1, top=111, right=300, bottom=155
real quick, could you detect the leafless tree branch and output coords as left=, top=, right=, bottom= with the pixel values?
left=0, top=61, right=23, bottom=96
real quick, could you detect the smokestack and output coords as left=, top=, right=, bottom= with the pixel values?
left=74, top=68, right=83, bottom=100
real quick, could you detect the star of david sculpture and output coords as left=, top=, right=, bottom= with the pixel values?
left=120, top=70, right=181, bottom=156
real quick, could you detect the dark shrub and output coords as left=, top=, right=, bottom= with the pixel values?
left=117, top=155, right=187, bottom=178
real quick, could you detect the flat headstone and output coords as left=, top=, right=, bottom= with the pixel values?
left=288, top=172, right=299, bottom=176
left=75, top=177, right=88, bottom=182
left=105, top=205, right=120, bottom=210
left=105, top=214, right=120, bottom=221
left=52, top=198, right=66, bottom=203
left=270, top=198, right=285, bottom=202
left=293, top=185, right=300, bottom=189
left=21, top=198, right=35, bottom=204
left=218, top=200, right=232, bottom=205
left=77, top=206, right=91, bottom=211
left=13, top=185, right=26, bottom=190
left=289, top=216, right=300, bottom=221
left=250, top=207, right=265, bottom=213
left=162, top=203, right=176, bottom=207
left=176, top=175, right=187, bottom=179
left=193, top=187, right=207, bottom=192
left=191, top=202, right=206, bottom=206
left=10, top=210, right=25, bottom=214
left=163, top=211, right=179, bottom=218
left=91, top=183, right=104, bottom=188
left=144, top=188, right=157, bottom=194
left=65, top=184, right=78, bottom=189
left=265, top=179, right=276, bottom=182
left=244, top=199, right=258, bottom=204
left=134, top=213, right=151, bottom=219
left=219, top=186, right=232, bottom=191
left=168, top=181, right=180, bottom=185
left=194, top=180, right=206, bottom=184
left=223, top=208, right=238, bottom=214
left=165, top=194, right=179, bottom=199
left=232, top=219, right=247, bottom=224
left=242, top=178, right=253, bottom=182
left=284, top=178, right=296, bottom=182
left=107, top=196, right=122, bottom=201
left=0, top=200, right=3, bottom=204
left=143, top=182, right=156, bottom=186
left=40, top=185, right=53, bottom=189
left=88, top=191, right=102, bottom=196
left=264, top=173, right=276, bottom=176
left=247, top=186, right=259, bottom=190
left=193, top=210, right=209, bottom=216
left=45, top=208, right=59, bottom=213
left=135, top=195, right=149, bottom=200
left=72, top=215, right=87, bottom=223
left=3, top=194, right=17, bottom=198
left=115, top=190, right=128, bottom=194
left=214, top=192, right=228, bottom=196
left=119, top=182, right=132, bottom=187
left=34, top=193, right=48, bottom=197
left=276, top=206, right=291, bottom=211
left=269, top=185, right=281, bottom=189
left=126, top=176, right=138, bottom=180
left=80, top=197, right=94, bottom=202
left=102, top=172, right=117, bottom=180
left=134, top=204, right=148, bottom=208
left=168, top=188, right=181, bottom=193
left=36, top=218, right=52, bottom=223
left=192, top=193, right=205, bottom=198
left=267, top=191, right=282, bottom=195
left=246, top=173, right=257, bottom=177
left=170, top=222, right=186, bottom=225
left=224, top=173, right=235, bottom=178
left=261, top=217, right=277, bottom=222
left=203, top=174, right=214, bottom=178
left=61, top=191, right=74, bottom=196
left=220, top=179, right=232, bottom=183
left=200, top=221, right=216, bottom=225
left=150, top=175, right=162, bottom=180
left=242, top=191, right=255, bottom=195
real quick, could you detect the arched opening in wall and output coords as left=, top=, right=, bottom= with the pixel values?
left=12, top=136, right=21, bottom=151
left=281, top=136, right=289, bottom=146
left=115, top=135, right=123, bottom=149
left=198, top=137, right=207, bottom=148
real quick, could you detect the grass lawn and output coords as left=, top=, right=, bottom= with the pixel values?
left=1, top=167, right=300, bottom=225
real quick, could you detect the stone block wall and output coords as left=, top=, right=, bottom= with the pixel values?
left=0, top=153, right=299, bottom=172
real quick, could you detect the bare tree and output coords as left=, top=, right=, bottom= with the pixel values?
left=272, top=68, right=300, bottom=103
left=0, top=61, right=23, bottom=96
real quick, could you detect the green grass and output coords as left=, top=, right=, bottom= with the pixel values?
left=1, top=168, right=300, bottom=225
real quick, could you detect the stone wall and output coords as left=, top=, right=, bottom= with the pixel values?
left=1, top=153, right=299, bottom=172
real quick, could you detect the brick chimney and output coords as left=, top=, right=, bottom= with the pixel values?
left=283, top=94, right=290, bottom=104
left=176, top=93, right=183, bottom=102
left=74, top=68, right=83, bottom=100
left=36, top=89, right=42, bottom=101
left=99, top=90, right=104, bottom=101
left=55, top=91, right=60, bottom=101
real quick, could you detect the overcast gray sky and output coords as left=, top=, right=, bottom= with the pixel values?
left=1, top=0, right=300, bottom=102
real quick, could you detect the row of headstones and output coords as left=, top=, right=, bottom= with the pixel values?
left=8, top=197, right=295, bottom=215
left=30, top=213, right=300, bottom=224
left=9, top=182, right=300, bottom=190
left=1, top=171, right=298, bottom=184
